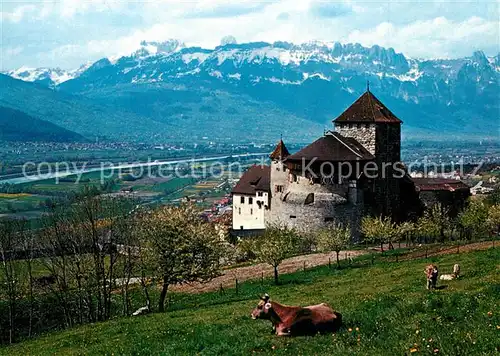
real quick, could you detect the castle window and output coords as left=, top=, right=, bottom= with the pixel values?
left=249, top=197, right=253, bottom=204
left=240, top=196, right=245, bottom=204
left=250, top=208, right=253, bottom=215
left=238, top=208, right=241, bottom=215
left=304, top=193, right=314, bottom=205
left=275, top=185, right=284, bottom=193
left=290, top=215, right=297, bottom=219
left=257, top=191, right=263, bottom=197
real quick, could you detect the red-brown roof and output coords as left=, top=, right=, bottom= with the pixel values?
left=269, top=139, right=290, bottom=160
left=231, top=165, right=270, bottom=195
left=412, top=178, right=469, bottom=192
left=333, top=90, right=402, bottom=124
left=286, top=132, right=374, bottom=162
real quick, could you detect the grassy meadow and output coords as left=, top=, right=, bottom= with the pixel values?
left=1, top=248, right=498, bottom=355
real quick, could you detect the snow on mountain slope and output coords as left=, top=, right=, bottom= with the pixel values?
left=4, top=62, right=93, bottom=87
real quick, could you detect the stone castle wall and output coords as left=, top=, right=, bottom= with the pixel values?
left=268, top=164, right=364, bottom=239
left=335, top=123, right=376, bottom=155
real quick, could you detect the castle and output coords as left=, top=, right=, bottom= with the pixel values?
left=231, top=90, right=469, bottom=236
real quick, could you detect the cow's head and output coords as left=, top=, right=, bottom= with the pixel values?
left=251, top=293, right=272, bottom=320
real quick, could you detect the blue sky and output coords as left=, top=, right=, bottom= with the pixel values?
left=1, top=0, right=499, bottom=70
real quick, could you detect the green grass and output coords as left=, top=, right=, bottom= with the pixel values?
left=0, top=194, right=49, bottom=214
left=1, top=249, right=499, bottom=355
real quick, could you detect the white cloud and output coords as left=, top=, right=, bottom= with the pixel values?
left=3, top=0, right=499, bottom=69
left=1, top=5, right=36, bottom=23
left=4, top=46, right=24, bottom=56
left=346, top=16, right=499, bottom=58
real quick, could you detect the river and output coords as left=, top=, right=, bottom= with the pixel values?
left=0, top=153, right=268, bottom=185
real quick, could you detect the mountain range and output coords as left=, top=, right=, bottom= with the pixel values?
left=2, top=39, right=499, bottom=142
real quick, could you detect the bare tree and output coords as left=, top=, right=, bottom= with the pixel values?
left=0, top=220, right=25, bottom=343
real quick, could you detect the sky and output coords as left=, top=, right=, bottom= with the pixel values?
left=1, top=0, right=499, bottom=70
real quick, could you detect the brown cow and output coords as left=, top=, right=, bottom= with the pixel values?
left=251, top=294, right=342, bottom=336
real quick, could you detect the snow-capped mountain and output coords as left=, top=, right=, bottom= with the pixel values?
left=4, top=62, right=92, bottom=88
left=58, top=40, right=498, bottom=93
left=3, top=40, right=499, bottom=140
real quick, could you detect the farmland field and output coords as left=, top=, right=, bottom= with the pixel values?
left=0, top=193, right=49, bottom=214
left=1, top=247, right=498, bottom=355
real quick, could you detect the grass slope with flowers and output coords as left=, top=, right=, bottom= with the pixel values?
left=1, top=247, right=499, bottom=355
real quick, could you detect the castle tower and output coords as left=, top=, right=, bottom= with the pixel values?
left=333, top=89, right=402, bottom=164
left=333, top=89, right=403, bottom=219
left=268, top=139, right=290, bottom=215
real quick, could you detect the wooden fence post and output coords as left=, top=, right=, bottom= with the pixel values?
left=328, top=258, right=331, bottom=269
left=261, top=272, right=264, bottom=285
left=303, top=261, right=306, bottom=272
left=235, top=278, right=238, bottom=295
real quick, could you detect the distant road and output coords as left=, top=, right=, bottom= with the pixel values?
left=0, top=153, right=269, bottom=185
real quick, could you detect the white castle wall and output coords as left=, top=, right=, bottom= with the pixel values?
left=232, top=192, right=268, bottom=230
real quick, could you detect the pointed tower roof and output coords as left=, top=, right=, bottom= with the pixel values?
left=269, top=139, right=290, bottom=160
left=333, top=90, right=402, bottom=124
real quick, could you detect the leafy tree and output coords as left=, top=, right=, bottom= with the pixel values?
left=424, top=203, right=450, bottom=241
left=487, top=204, right=500, bottom=236
left=394, top=221, right=415, bottom=248
left=361, top=216, right=394, bottom=252
left=317, top=222, right=351, bottom=268
left=485, top=187, right=500, bottom=207
left=138, top=204, right=226, bottom=312
left=459, top=200, right=489, bottom=240
left=251, top=223, right=298, bottom=285
left=415, top=215, right=440, bottom=243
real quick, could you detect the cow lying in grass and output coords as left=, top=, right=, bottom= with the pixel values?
left=251, top=294, right=342, bottom=336
left=440, top=264, right=461, bottom=281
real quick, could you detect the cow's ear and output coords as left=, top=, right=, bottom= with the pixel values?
left=264, top=302, right=271, bottom=310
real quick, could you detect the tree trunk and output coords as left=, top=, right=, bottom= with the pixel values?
left=273, top=266, right=279, bottom=285
left=158, top=277, right=169, bottom=312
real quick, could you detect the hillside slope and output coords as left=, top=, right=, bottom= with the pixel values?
left=0, top=74, right=168, bottom=141
left=0, top=74, right=323, bottom=142
left=0, top=106, right=85, bottom=142
left=3, top=248, right=498, bottom=355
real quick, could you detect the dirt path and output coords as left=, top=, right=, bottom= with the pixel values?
left=399, top=240, right=497, bottom=261
left=171, top=250, right=366, bottom=294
